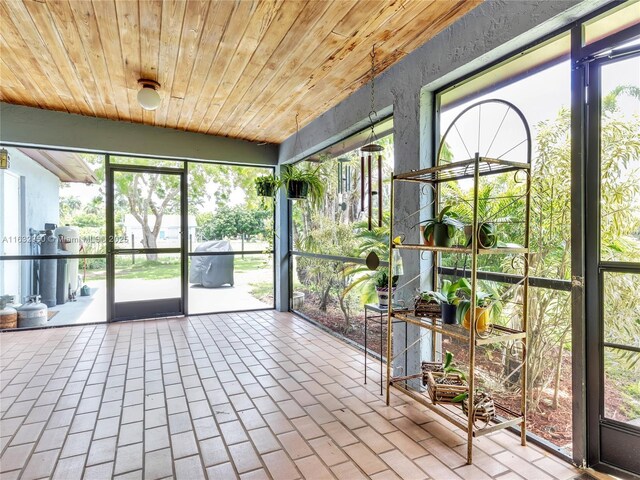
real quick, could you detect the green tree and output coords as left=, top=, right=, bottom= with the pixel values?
left=197, top=206, right=269, bottom=243
left=436, top=88, right=640, bottom=415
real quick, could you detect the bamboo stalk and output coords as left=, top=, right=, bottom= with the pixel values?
left=467, top=152, right=480, bottom=465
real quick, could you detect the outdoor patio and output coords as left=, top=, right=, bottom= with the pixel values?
left=0, top=310, right=583, bottom=480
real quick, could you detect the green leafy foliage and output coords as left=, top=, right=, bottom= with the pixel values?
left=282, top=165, right=326, bottom=207
left=196, top=206, right=269, bottom=241
left=420, top=205, right=464, bottom=240
left=443, top=350, right=466, bottom=381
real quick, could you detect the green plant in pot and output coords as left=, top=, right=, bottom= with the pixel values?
left=439, top=278, right=466, bottom=324
left=421, top=206, right=464, bottom=247
left=254, top=174, right=281, bottom=197
left=282, top=166, right=325, bottom=205
left=373, top=270, right=398, bottom=307
left=455, top=278, right=502, bottom=334
left=442, top=350, right=467, bottom=381
left=464, top=222, right=498, bottom=248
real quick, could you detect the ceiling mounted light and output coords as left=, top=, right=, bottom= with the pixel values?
left=137, top=79, right=161, bottom=110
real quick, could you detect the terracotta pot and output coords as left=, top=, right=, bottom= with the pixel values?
left=462, top=307, right=491, bottom=333
left=420, top=226, right=434, bottom=246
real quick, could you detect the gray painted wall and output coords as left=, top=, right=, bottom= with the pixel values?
left=0, top=103, right=278, bottom=166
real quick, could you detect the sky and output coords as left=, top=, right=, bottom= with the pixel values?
left=440, top=54, right=639, bottom=180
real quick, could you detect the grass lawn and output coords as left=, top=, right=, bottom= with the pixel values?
left=86, top=255, right=272, bottom=280
left=249, top=281, right=274, bottom=301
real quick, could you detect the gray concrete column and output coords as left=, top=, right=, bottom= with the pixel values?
left=391, top=86, right=433, bottom=389
left=274, top=164, right=290, bottom=312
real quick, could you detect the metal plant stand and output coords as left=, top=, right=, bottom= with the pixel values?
left=385, top=99, right=532, bottom=465
left=364, top=303, right=407, bottom=395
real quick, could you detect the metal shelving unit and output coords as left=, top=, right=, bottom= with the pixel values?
left=385, top=99, right=532, bottom=465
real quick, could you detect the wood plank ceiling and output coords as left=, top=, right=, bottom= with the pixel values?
left=0, top=0, right=480, bottom=144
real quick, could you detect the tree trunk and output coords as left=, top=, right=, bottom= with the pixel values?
left=338, top=293, right=351, bottom=333
left=142, top=225, right=158, bottom=261
left=552, top=331, right=568, bottom=409
left=319, top=280, right=333, bottom=311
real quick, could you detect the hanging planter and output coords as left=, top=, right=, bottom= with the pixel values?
left=286, top=179, right=309, bottom=199
left=282, top=166, right=325, bottom=205
left=255, top=175, right=281, bottom=197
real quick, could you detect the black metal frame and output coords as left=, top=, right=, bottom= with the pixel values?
left=583, top=38, right=640, bottom=476
left=106, top=158, right=187, bottom=321
left=430, top=6, right=640, bottom=472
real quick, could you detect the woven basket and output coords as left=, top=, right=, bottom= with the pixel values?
left=421, top=361, right=444, bottom=385
left=426, top=372, right=468, bottom=404
left=462, top=393, right=496, bottom=427
left=414, top=298, right=441, bottom=318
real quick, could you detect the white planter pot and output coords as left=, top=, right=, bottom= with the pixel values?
left=292, top=291, right=305, bottom=310
left=376, top=287, right=395, bottom=307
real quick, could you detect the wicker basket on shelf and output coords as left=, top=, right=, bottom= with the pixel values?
left=421, top=361, right=444, bottom=385
left=426, top=371, right=468, bottom=404
left=462, top=392, right=496, bottom=427
left=414, top=297, right=441, bottom=317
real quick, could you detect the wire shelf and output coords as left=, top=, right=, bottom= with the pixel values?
left=391, top=311, right=526, bottom=346
left=394, top=157, right=530, bottom=184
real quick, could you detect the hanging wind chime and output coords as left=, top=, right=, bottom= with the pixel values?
left=337, top=156, right=351, bottom=211
left=360, top=45, right=384, bottom=231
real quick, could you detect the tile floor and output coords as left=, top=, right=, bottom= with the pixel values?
left=0, top=310, right=581, bottom=479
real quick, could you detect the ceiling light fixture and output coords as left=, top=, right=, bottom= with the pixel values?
left=137, top=79, right=161, bottom=110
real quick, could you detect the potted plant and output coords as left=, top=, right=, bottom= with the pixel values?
left=373, top=270, right=398, bottom=307
left=282, top=166, right=325, bottom=204
left=415, top=278, right=466, bottom=324
left=439, top=279, right=465, bottom=324
left=464, top=222, right=498, bottom=248
left=425, top=351, right=468, bottom=404
left=455, top=279, right=502, bottom=334
left=420, top=206, right=464, bottom=247
left=414, top=291, right=443, bottom=317
left=453, top=391, right=496, bottom=427
left=254, top=174, right=281, bottom=197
